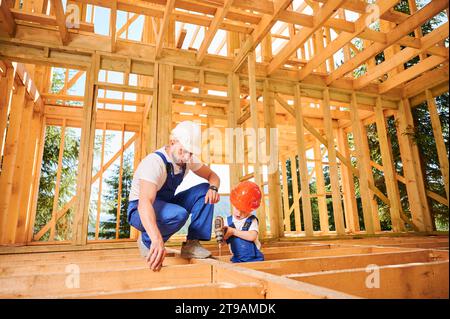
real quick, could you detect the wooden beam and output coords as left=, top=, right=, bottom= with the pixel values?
left=326, top=0, right=449, bottom=85
left=0, top=0, right=16, bottom=37
left=155, top=0, right=176, bottom=59
left=110, top=0, right=117, bottom=52
left=51, top=0, right=70, bottom=45
left=267, top=0, right=345, bottom=75
left=196, top=0, right=233, bottom=64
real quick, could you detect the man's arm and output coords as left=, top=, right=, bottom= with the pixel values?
left=138, top=180, right=165, bottom=271
left=192, top=164, right=220, bottom=204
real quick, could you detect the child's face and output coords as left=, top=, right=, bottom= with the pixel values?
left=232, top=206, right=252, bottom=220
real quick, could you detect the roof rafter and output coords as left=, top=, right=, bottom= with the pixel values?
left=267, top=0, right=346, bottom=75
left=155, top=0, right=176, bottom=59
left=354, top=22, right=449, bottom=90
left=197, top=0, right=234, bottom=64
left=326, top=0, right=449, bottom=85
left=232, top=0, right=293, bottom=72
left=298, top=0, right=400, bottom=81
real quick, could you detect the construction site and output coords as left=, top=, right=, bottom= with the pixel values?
left=0, top=0, right=449, bottom=299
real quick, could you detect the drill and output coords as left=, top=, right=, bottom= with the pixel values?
left=214, top=216, right=225, bottom=244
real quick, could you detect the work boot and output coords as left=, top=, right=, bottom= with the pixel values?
left=180, top=240, right=212, bottom=259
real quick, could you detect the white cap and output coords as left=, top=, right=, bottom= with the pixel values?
left=170, top=121, right=202, bottom=155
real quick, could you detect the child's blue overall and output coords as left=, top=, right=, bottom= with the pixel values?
left=226, top=215, right=264, bottom=263
left=127, top=151, right=214, bottom=248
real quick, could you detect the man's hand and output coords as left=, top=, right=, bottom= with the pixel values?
left=205, top=188, right=220, bottom=204
left=146, top=238, right=166, bottom=272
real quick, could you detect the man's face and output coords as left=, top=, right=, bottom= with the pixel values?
left=170, top=140, right=193, bottom=165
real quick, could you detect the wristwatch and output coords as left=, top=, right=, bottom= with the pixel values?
left=209, top=185, right=218, bottom=192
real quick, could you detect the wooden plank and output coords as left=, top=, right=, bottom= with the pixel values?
left=110, top=0, right=117, bottom=52
left=288, top=261, right=449, bottom=299
left=280, top=156, right=291, bottom=233
left=0, top=66, right=14, bottom=161
left=289, top=154, right=302, bottom=233
left=374, top=98, right=405, bottom=232
left=322, top=88, right=345, bottom=235
left=425, top=89, right=449, bottom=200
left=349, top=92, right=375, bottom=234
left=294, top=85, right=313, bottom=236
left=242, top=249, right=446, bottom=275
left=0, top=263, right=212, bottom=298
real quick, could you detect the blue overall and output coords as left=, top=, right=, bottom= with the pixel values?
left=127, top=151, right=214, bottom=248
left=226, top=215, right=264, bottom=263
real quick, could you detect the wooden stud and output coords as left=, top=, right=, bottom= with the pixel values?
left=294, top=85, right=313, bottom=237
left=349, top=92, right=375, bottom=234
left=322, top=88, right=345, bottom=235
left=313, top=140, right=329, bottom=234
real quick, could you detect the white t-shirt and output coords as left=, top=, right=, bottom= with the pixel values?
left=129, top=147, right=203, bottom=201
left=224, top=215, right=261, bottom=250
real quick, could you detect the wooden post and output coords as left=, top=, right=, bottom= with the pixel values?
left=294, top=85, right=313, bottom=237
left=280, top=156, right=291, bottom=233
left=290, top=154, right=302, bottom=233
left=374, top=97, right=405, bottom=232
left=313, top=140, right=329, bottom=234
left=0, top=67, right=14, bottom=161
left=247, top=51, right=266, bottom=238
left=322, top=88, right=345, bottom=235
left=336, top=127, right=359, bottom=232
left=263, top=79, right=283, bottom=238
left=395, top=99, right=433, bottom=232
left=425, top=89, right=449, bottom=200
left=360, top=124, right=381, bottom=232
left=227, top=73, right=241, bottom=189
left=349, top=92, right=375, bottom=234
left=73, top=54, right=99, bottom=245
left=0, top=83, right=26, bottom=244
left=156, top=64, right=173, bottom=149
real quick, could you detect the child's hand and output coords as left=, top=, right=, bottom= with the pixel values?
left=223, top=226, right=234, bottom=240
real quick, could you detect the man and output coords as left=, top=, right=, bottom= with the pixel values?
left=127, top=121, right=220, bottom=271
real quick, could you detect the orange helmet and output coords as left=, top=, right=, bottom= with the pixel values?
left=230, top=181, right=262, bottom=213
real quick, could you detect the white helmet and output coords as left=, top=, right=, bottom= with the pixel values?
left=170, top=121, right=202, bottom=155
